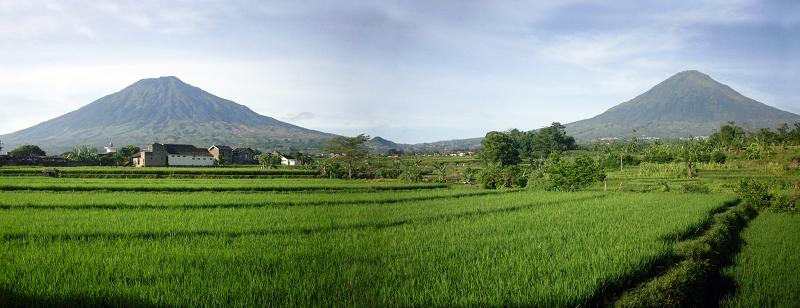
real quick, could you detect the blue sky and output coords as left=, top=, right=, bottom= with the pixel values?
left=0, top=0, right=797, bottom=143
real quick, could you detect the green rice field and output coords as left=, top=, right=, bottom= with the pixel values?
left=0, top=173, right=736, bottom=306
left=721, top=212, right=800, bottom=308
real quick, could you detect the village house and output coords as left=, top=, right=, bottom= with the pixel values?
left=231, top=147, right=257, bottom=164
left=208, top=145, right=233, bottom=163
left=134, top=143, right=214, bottom=167
left=274, top=152, right=301, bottom=166
left=208, top=145, right=257, bottom=164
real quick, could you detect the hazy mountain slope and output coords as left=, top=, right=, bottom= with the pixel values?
left=1, top=77, right=334, bottom=153
left=566, top=70, right=800, bottom=140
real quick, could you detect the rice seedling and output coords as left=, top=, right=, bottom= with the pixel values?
left=0, top=186, right=733, bottom=306
left=720, top=212, right=800, bottom=307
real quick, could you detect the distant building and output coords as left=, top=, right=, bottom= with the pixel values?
left=103, top=143, right=117, bottom=155
left=134, top=143, right=214, bottom=167
left=232, top=147, right=257, bottom=164
left=274, top=152, right=301, bottom=166
left=209, top=145, right=257, bottom=164
left=208, top=145, right=233, bottom=163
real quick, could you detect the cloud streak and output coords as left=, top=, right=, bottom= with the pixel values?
left=0, top=0, right=796, bottom=143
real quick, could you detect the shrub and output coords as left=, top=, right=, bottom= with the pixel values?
left=658, top=180, right=670, bottom=192
left=544, top=153, right=605, bottom=191
left=681, top=183, right=710, bottom=194
left=771, top=194, right=796, bottom=211
left=710, top=151, right=727, bottom=164
left=398, top=163, right=423, bottom=183
left=735, top=179, right=773, bottom=209
left=478, top=164, right=526, bottom=189
left=462, top=167, right=477, bottom=185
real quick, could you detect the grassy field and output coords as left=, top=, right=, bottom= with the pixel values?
left=0, top=174, right=735, bottom=306
left=0, top=166, right=319, bottom=178
left=0, top=177, right=447, bottom=192
left=721, top=212, right=800, bottom=307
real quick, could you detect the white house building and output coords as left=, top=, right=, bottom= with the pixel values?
left=274, top=152, right=301, bottom=166
left=134, top=143, right=214, bottom=167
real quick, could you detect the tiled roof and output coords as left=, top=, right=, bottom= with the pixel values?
left=210, top=145, right=233, bottom=151
left=164, top=144, right=212, bottom=156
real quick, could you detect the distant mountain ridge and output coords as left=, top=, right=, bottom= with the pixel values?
left=565, top=70, right=800, bottom=140
left=0, top=77, right=334, bottom=153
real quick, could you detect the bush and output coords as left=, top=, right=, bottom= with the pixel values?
left=710, top=151, right=727, bottom=164
left=771, top=194, right=796, bottom=211
left=462, top=167, right=477, bottom=185
left=681, top=183, right=710, bottom=194
left=735, top=179, right=773, bottom=209
left=478, top=164, right=526, bottom=189
left=398, top=163, right=423, bottom=183
left=543, top=153, right=605, bottom=191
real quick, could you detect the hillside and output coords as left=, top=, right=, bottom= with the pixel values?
left=566, top=70, right=800, bottom=140
left=0, top=77, right=334, bottom=153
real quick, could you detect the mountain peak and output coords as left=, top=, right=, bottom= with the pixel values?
left=566, top=70, right=800, bottom=140
left=0, top=77, right=333, bottom=152
left=129, top=76, right=190, bottom=88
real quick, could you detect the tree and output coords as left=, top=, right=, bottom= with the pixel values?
left=530, top=122, right=576, bottom=158
left=113, top=145, right=140, bottom=166
left=431, top=161, right=448, bottom=183
left=9, top=145, right=46, bottom=158
left=480, top=131, right=519, bottom=166
left=709, top=122, right=746, bottom=152
left=64, top=145, right=99, bottom=163
left=543, top=153, right=605, bottom=191
left=257, top=154, right=281, bottom=170
left=324, top=134, right=369, bottom=179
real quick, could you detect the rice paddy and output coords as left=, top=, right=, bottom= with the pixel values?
left=0, top=168, right=739, bottom=306
left=721, top=212, right=800, bottom=308
left=0, top=163, right=793, bottom=306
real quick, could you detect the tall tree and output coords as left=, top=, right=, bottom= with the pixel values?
left=8, top=145, right=46, bottom=158
left=324, top=134, right=369, bottom=179
left=709, top=122, right=746, bottom=152
left=113, top=145, right=140, bottom=166
left=531, top=122, right=576, bottom=158
left=480, top=131, right=519, bottom=166
left=64, top=145, right=99, bottom=163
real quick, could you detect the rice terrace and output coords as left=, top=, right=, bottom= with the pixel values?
left=1, top=1, right=799, bottom=307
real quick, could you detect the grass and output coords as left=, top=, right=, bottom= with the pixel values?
left=720, top=212, right=800, bottom=308
left=0, top=177, right=448, bottom=192
left=0, top=183, right=732, bottom=306
left=0, top=188, right=512, bottom=209
left=0, top=166, right=319, bottom=178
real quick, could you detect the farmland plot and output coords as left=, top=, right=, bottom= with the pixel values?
left=0, top=178, right=733, bottom=306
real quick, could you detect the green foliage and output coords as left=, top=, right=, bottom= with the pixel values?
left=398, top=160, right=423, bottom=183
left=257, top=154, right=282, bottom=170
left=63, top=145, right=100, bottom=163
left=112, top=145, right=140, bottom=166
left=616, top=202, right=756, bottom=307
left=710, top=151, right=727, bottom=164
left=642, top=143, right=678, bottom=163
left=721, top=213, right=800, bottom=307
left=324, top=134, right=370, bottom=179
left=480, top=131, right=519, bottom=166
left=8, top=145, right=46, bottom=158
left=462, top=167, right=477, bottom=185
left=0, top=186, right=732, bottom=306
left=541, top=153, right=605, bottom=191
left=735, top=179, right=773, bottom=209
left=770, top=193, right=797, bottom=212
left=680, top=182, right=710, bottom=194
left=709, top=122, right=747, bottom=151
left=477, top=164, right=526, bottom=189
left=430, top=162, right=448, bottom=183
left=530, top=122, right=576, bottom=158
